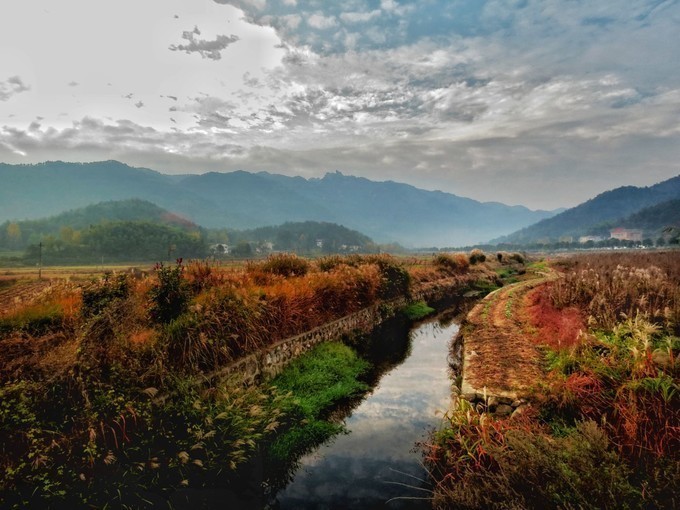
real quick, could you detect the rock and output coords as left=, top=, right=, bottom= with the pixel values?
left=495, top=404, right=513, bottom=416
left=512, top=404, right=530, bottom=418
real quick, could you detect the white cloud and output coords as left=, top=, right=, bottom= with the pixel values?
left=0, top=0, right=679, bottom=210
left=306, top=13, right=337, bottom=30
left=340, top=10, right=381, bottom=24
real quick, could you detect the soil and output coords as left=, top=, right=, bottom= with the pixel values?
left=462, top=267, right=565, bottom=398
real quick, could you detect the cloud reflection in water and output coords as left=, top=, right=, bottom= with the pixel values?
left=277, top=319, right=458, bottom=509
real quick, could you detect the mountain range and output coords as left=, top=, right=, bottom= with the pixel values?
left=0, top=161, right=558, bottom=247
left=496, top=174, right=680, bottom=244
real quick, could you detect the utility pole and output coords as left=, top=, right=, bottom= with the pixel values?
left=38, top=242, right=42, bottom=280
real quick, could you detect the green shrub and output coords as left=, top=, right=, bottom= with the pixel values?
left=81, top=273, right=129, bottom=318
left=148, top=259, right=190, bottom=324
left=402, top=301, right=435, bottom=321
left=315, top=255, right=345, bottom=272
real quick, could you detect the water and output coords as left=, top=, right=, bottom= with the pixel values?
left=274, top=317, right=458, bottom=509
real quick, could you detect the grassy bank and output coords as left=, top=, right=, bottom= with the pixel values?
left=426, top=251, right=679, bottom=509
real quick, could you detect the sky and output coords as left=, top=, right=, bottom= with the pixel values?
left=1, top=0, right=679, bottom=210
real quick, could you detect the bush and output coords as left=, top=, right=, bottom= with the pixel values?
left=259, top=253, right=310, bottom=277
left=362, top=254, right=411, bottom=299
left=82, top=273, right=129, bottom=318
left=315, top=255, right=345, bottom=272
left=434, top=253, right=470, bottom=274
left=469, top=249, right=486, bottom=264
left=148, top=259, right=190, bottom=324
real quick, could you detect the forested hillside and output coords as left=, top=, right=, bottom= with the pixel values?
left=496, top=175, right=680, bottom=244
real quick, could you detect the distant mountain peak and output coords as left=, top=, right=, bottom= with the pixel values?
left=0, top=160, right=560, bottom=247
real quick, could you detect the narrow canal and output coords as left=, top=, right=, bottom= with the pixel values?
left=274, top=315, right=458, bottom=509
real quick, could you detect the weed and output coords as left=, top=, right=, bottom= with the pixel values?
left=267, top=342, right=370, bottom=462
left=402, top=301, right=435, bottom=321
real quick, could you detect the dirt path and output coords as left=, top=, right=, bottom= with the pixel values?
left=460, top=268, right=558, bottom=401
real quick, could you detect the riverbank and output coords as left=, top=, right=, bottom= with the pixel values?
left=428, top=252, right=680, bottom=509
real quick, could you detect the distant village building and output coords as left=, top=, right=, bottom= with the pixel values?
left=340, top=244, right=361, bottom=252
left=609, top=228, right=643, bottom=242
left=558, top=236, right=574, bottom=243
left=209, top=243, right=230, bottom=254
left=579, top=235, right=604, bottom=243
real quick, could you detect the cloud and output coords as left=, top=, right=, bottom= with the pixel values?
left=169, top=25, right=240, bottom=60
left=340, top=10, right=381, bottom=24
left=1, top=0, right=679, bottom=212
left=306, top=13, right=337, bottom=30
left=0, top=76, right=30, bottom=101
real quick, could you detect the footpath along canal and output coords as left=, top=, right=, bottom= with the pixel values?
left=274, top=313, right=459, bottom=509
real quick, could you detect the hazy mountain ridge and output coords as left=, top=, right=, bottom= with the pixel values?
left=496, top=175, right=680, bottom=244
left=0, top=161, right=559, bottom=247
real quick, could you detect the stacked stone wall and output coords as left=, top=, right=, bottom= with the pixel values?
left=208, top=277, right=466, bottom=386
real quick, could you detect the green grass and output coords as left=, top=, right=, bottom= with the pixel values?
left=267, top=342, right=371, bottom=461
left=527, top=259, right=548, bottom=272
left=402, top=301, right=435, bottom=321
left=0, top=303, right=64, bottom=337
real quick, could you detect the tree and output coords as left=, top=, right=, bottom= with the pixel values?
left=232, top=241, right=253, bottom=258
left=6, top=222, right=22, bottom=249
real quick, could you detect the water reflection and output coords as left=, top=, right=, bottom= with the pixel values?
left=274, top=317, right=459, bottom=509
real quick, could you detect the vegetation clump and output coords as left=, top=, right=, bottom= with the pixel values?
left=257, top=253, right=310, bottom=277
left=468, top=249, right=486, bottom=264
left=434, top=253, right=470, bottom=274
left=266, top=342, right=371, bottom=463
left=402, top=301, right=435, bottom=321
left=148, top=259, right=191, bottom=324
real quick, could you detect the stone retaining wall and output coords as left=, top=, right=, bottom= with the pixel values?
left=206, top=276, right=465, bottom=386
